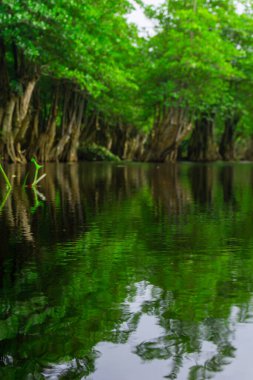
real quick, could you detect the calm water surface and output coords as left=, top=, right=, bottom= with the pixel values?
left=1, top=162, right=253, bottom=379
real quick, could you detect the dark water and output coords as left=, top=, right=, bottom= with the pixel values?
left=1, top=162, right=253, bottom=379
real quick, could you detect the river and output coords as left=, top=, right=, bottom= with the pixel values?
left=1, top=162, right=253, bottom=379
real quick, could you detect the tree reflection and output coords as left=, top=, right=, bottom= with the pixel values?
left=188, top=165, right=214, bottom=206
left=0, top=163, right=253, bottom=379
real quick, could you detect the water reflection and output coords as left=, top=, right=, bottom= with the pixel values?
left=188, top=165, right=214, bottom=206
left=219, top=166, right=235, bottom=205
left=1, top=163, right=253, bottom=379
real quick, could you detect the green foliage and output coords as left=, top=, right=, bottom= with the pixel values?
left=1, top=0, right=253, bottom=159
left=0, top=163, right=11, bottom=188
left=30, top=157, right=45, bottom=186
left=0, top=0, right=137, bottom=97
left=139, top=0, right=250, bottom=116
left=9, top=80, right=23, bottom=95
left=78, top=143, right=121, bottom=162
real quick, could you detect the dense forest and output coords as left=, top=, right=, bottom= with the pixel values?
left=0, top=0, right=253, bottom=163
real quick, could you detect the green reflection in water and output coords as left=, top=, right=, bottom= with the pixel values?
left=1, top=163, right=253, bottom=379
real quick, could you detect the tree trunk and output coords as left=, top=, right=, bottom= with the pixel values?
left=53, top=92, right=85, bottom=162
left=66, top=125, right=81, bottom=162
left=36, top=86, right=59, bottom=161
left=27, top=102, right=40, bottom=160
left=0, top=38, right=38, bottom=162
left=65, top=97, right=85, bottom=162
left=1, top=97, right=17, bottom=161
left=219, top=116, right=239, bottom=161
left=188, top=114, right=219, bottom=161
left=0, top=82, right=37, bottom=162
left=0, top=38, right=9, bottom=105
left=244, top=136, right=253, bottom=161
left=121, top=131, right=147, bottom=160
left=14, top=79, right=37, bottom=133
left=144, top=107, right=192, bottom=162
left=0, top=107, right=4, bottom=129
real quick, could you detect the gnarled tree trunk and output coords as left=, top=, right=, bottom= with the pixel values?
left=144, top=106, right=192, bottom=162
left=107, top=122, right=147, bottom=161
left=51, top=89, right=86, bottom=162
left=0, top=40, right=38, bottom=162
left=188, top=114, right=219, bottom=162
left=1, top=96, right=17, bottom=162
left=36, top=86, right=59, bottom=162
left=13, top=79, right=37, bottom=163
left=219, top=115, right=239, bottom=161
left=244, top=136, right=253, bottom=161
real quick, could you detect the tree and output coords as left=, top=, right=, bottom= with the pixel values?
left=0, top=0, right=140, bottom=162
left=138, top=0, right=246, bottom=162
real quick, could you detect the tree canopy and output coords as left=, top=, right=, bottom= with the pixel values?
left=0, top=0, right=253, bottom=162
